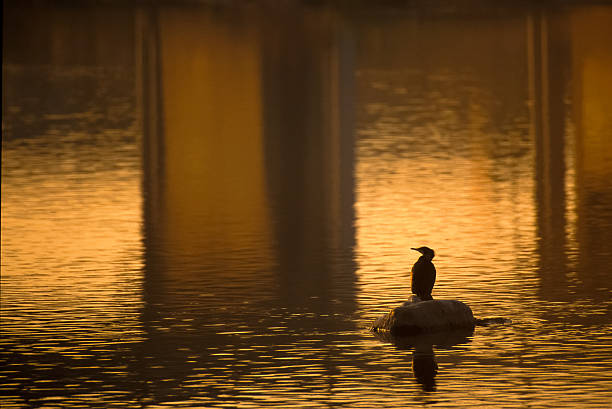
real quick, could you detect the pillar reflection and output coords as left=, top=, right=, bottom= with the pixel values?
left=138, top=3, right=357, bottom=403
left=528, top=7, right=571, bottom=301
left=140, top=3, right=357, bottom=312
left=530, top=6, right=612, bottom=305
left=569, top=7, right=612, bottom=302
left=261, top=3, right=356, bottom=312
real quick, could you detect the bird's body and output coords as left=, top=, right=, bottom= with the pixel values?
left=411, top=246, right=436, bottom=301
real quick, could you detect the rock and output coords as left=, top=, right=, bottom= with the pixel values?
left=370, top=299, right=475, bottom=336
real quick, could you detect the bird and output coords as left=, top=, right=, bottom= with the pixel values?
left=411, top=246, right=436, bottom=301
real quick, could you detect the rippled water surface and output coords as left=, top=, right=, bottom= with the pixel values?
left=2, top=2, right=612, bottom=408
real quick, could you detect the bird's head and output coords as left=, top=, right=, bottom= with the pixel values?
left=411, top=246, right=435, bottom=260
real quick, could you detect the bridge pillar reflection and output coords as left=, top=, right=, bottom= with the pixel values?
left=527, top=7, right=570, bottom=300
left=569, top=7, right=612, bottom=301
left=139, top=3, right=356, bottom=313
left=136, top=4, right=357, bottom=401
left=529, top=5, right=612, bottom=303
left=261, top=4, right=356, bottom=310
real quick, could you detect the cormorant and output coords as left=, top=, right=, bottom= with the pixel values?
left=411, top=246, right=436, bottom=301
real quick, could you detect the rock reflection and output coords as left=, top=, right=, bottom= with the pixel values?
left=372, top=329, right=473, bottom=392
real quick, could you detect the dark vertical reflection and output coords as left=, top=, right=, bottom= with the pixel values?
left=138, top=2, right=357, bottom=403
left=137, top=6, right=169, bottom=403
left=569, top=6, right=612, bottom=303
left=261, top=2, right=357, bottom=312
left=138, top=4, right=274, bottom=403
left=259, top=4, right=358, bottom=395
left=138, top=4, right=166, bottom=257
left=528, top=8, right=571, bottom=301
left=529, top=5, right=612, bottom=306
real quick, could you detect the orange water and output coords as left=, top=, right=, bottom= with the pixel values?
left=2, top=2, right=611, bottom=407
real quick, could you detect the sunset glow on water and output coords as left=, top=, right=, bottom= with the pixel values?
left=2, top=2, right=611, bottom=407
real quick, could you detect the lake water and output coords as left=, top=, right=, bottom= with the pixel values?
left=2, top=2, right=612, bottom=408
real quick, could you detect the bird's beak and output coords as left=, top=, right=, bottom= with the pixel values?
left=410, top=247, right=419, bottom=252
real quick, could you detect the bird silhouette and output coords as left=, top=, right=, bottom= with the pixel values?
left=411, top=246, right=436, bottom=301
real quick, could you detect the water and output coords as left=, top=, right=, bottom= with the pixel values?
left=2, top=2, right=612, bottom=408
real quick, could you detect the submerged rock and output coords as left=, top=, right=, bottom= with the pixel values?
left=370, top=298, right=476, bottom=336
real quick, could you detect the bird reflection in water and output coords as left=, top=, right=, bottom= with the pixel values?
left=412, top=343, right=438, bottom=391
left=373, top=328, right=473, bottom=392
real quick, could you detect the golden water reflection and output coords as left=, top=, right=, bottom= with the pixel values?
left=2, top=2, right=612, bottom=408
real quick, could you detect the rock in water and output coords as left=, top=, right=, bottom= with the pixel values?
left=370, top=299, right=475, bottom=336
